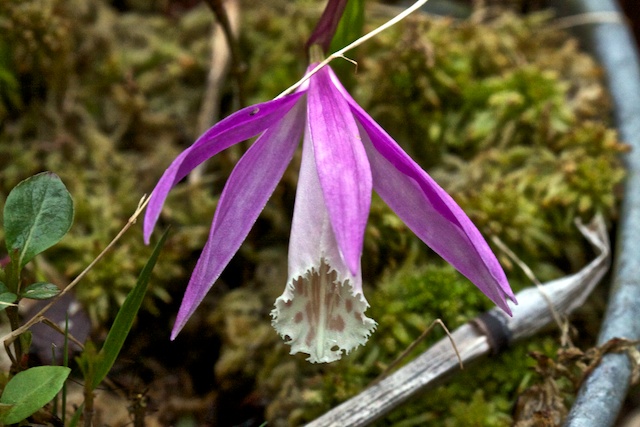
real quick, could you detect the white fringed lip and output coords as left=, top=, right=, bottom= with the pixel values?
left=271, top=259, right=376, bottom=363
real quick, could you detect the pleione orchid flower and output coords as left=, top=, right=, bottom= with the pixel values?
left=143, top=63, right=516, bottom=363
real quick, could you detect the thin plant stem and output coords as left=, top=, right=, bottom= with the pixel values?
left=83, top=384, right=94, bottom=427
left=62, top=315, right=69, bottom=426
left=370, top=319, right=462, bottom=386
left=0, top=195, right=151, bottom=345
left=202, top=0, right=246, bottom=107
left=551, top=11, right=624, bottom=31
left=277, top=0, right=430, bottom=98
left=490, top=234, right=569, bottom=344
left=4, top=306, right=23, bottom=370
left=41, top=317, right=85, bottom=350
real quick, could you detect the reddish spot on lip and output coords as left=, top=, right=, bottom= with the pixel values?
left=345, top=299, right=353, bottom=313
left=329, top=315, right=345, bottom=332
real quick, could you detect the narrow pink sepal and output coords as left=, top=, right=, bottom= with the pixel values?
left=306, top=66, right=371, bottom=276
left=326, top=69, right=515, bottom=313
left=170, top=101, right=306, bottom=339
left=358, top=113, right=516, bottom=313
left=287, top=123, right=362, bottom=294
left=143, top=93, right=304, bottom=244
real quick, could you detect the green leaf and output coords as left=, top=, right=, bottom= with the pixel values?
left=20, top=282, right=60, bottom=300
left=92, top=229, right=169, bottom=389
left=76, top=340, right=101, bottom=383
left=67, top=402, right=84, bottom=427
left=4, top=172, right=74, bottom=269
left=0, top=366, right=71, bottom=425
left=0, top=282, right=17, bottom=311
left=19, top=331, right=32, bottom=356
left=0, top=292, right=17, bottom=309
left=329, top=0, right=365, bottom=53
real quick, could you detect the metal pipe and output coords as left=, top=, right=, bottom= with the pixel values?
left=549, top=1, right=640, bottom=426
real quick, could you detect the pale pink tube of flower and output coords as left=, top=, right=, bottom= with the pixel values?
left=143, top=65, right=516, bottom=363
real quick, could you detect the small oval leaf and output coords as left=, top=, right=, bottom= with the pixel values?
left=20, top=282, right=60, bottom=300
left=4, top=172, right=74, bottom=269
left=0, top=365, right=71, bottom=424
left=0, top=293, right=18, bottom=310
left=0, top=282, right=18, bottom=311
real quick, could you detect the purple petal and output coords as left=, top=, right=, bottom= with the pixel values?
left=287, top=123, right=361, bottom=293
left=272, top=125, right=375, bottom=363
left=327, top=70, right=515, bottom=312
left=356, top=114, right=515, bottom=313
left=143, top=93, right=304, bottom=244
left=171, top=100, right=306, bottom=339
left=307, top=66, right=372, bottom=275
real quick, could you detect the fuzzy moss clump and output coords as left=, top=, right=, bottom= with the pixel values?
left=240, top=0, right=318, bottom=102
left=355, top=11, right=626, bottom=281
left=0, top=0, right=73, bottom=120
left=0, top=1, right=627, bottom=425
left=0, top=0, right=221, bottom=325
left=363, top=263, right=557, bottom=427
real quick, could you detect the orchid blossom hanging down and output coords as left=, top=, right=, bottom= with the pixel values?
left=143, top=0, right=516, bottom=363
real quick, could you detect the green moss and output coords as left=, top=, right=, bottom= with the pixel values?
left=355, top=11, right=625, bottom=280
left=240, top=0, right=317, bottom=102
left=0, top=0, right=73, bottom=116
left=262, top=260, right=562, bottom=426
left=0, top=1, right=626, bottom=425
left=0, top=0, right=221, bottom=325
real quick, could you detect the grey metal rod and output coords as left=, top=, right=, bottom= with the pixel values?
left=549, top=1, right=640, bottom=426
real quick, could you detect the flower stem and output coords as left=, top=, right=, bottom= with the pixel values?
left=306, top=0, right=349, bottom=53
left=202, top=0, right=246, bottom=107
left=277, top=0, right=430, bottom=98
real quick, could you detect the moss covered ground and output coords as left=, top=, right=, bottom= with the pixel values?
left=0, top=0, right=627, bottom=425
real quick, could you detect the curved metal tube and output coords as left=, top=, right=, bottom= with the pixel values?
left=549, top=1, right=640, bottom=426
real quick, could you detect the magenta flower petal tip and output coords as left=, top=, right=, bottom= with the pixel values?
left=146, top=64, right=515, bottom=362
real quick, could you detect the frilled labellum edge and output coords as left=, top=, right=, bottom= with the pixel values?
left=271, top=259, right=376, bottom=363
